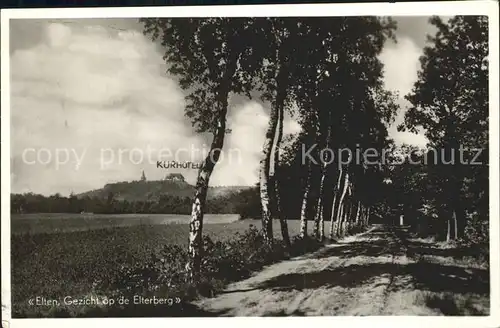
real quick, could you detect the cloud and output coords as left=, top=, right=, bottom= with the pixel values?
left=211, top=101, right=302, bottom=186
left=10, top=22, right=203, bottom=195
left=393, top=16, right=436, bottom=49
left=379, top=37, right=422, bottom=97
left=379, top=36, right=429, bottom=147
left=212, top=102, right=268, bottom=186
left=11, top=19, right=432, bottom=195
left=11, top=21, right=300, bottom=195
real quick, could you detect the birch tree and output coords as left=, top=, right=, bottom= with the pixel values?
left=141, top=17, right=268, bottom=279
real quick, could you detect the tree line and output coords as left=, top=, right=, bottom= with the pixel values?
left=395, top=16, right=489, bottom=243
left=140, top=16, right=398, bottom=280
left=141, top=15, right=486, bottom=280
left=10, top=189, right=261, bottom=216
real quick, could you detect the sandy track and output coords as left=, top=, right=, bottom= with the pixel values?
left=192, top=225, right=489, bottom=316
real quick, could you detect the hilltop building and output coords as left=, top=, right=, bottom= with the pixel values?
left=164, top=173, right=185, bottom=182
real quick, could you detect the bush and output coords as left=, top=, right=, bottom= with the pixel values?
left=101, top=224, right=323, bottom=312
left=463, top=213, right=488, bottom=246
left=461, top=213, right=489, bottom=262
left=99, top=244, right=189, bottom=303
left=233, top=187, right=262, bottom=220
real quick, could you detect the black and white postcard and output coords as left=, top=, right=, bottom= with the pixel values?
left=1, top=2, right=499, bottom=328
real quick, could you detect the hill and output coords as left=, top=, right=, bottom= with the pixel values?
left=11, top=174, right=260, bottom=216
left=76, top=175, right=251, bottom=202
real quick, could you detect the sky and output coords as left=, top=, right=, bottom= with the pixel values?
left=9, top=16, right=435, bottom=196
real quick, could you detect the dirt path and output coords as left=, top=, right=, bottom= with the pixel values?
left=192, top=224, right=489, bottom=316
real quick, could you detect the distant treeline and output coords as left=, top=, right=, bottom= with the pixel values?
left=11, top=188, right=262, bottom=217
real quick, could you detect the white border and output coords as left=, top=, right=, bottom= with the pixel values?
left=1, top=1, right=499, bottom=328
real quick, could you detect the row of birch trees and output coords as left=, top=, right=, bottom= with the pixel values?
left=140, top=16, right=399, bottom=279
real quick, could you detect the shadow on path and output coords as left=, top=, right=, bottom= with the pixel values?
left=194, top=225, right=490, bottom=317
left=254, top=261, right=488, bottom=295
left=255, top=226, right=489, bottom=296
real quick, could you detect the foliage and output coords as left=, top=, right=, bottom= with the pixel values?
left=379, top=142, right=489, bottom=243
left=140, top=17, right=278, bottom=277
left=10, top=15, right=490, bottom=317
left=463, top=213, right=489, bottom=247
left=106, top=224, right=322, bottom=302
left=400, top=16, right=488, bottom=143
left=269, top=17, right=399, bottom=240
left=11, top=185, right=259, bottom=216
left=398, top=16, right=488, bottom=241
left=140, top=17, right=267, bottom=132
left=233, top=185, right=262, bottom=220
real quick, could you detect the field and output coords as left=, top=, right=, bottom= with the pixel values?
left=11, top=214, right=329, bottom=317
left=11, top=213, right=241, bottom=234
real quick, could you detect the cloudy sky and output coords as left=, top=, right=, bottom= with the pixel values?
left=9, top=16, right=434, bottom=196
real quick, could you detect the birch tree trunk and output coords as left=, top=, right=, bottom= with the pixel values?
left=329, top=167, right=343, bottom=239
left=260, top=103, right=278, bottom=243
left=345, top=184, right=353, bottom=233
left=334, top=202, right=343, bottom=237
left=446, top=218, right=451, bottom=242
left=340, top=201, right=347, bottom=236
left=186, top=89, right=231, bottom=281
left=346, top=200, right=353, bottom=233
left=343, top=200, right=351, bottom=236
left=452, top=210, right=458, bottom=240
left=329, top=192, right=338, bottom=239
left=335, top=171, right=349, bottom=237
left=261, top=29, right=291, bottom=246
left=354, top=201, right=361, bottom=227
left=300, top=162, right=313, bottom=238
left=313, top=126, right=332, bottom=242
left=445, top=208, right=458, bottom=242
left=313, top=174, right=326, bottom=240
left=313, top=202, right=324, bottom=241
left=272, top=100, right=291, bottom=248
